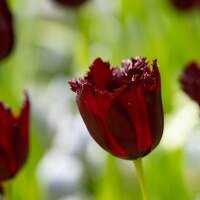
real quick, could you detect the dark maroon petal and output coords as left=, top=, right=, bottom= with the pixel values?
left=0, top=147, right=10, bottom=180
left=145, top=90, right=163, bottom=151
left=85, top=58, right=112, bottom=91
left=143, top=59, right=163, bottom=151
left=53, top=0, right=88, bottom=7
left=0, top=103, right=13, bottom=180
left=0, top=0, right=14, bottom=60
left=171, top=0, right=195, bottom=10
left=107, top=85, right=152, bottom=159
left=13, top=93, right=30, bottom=172
left=0, top=94, right=30, bottom=181
left=180, top=61, right=200, bottom=106
left=77, top=83, right=127, bottom=157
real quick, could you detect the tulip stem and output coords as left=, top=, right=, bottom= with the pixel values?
left=4, top=181, right=12, bottom=200
left=133, top=158, right=150, bottom=200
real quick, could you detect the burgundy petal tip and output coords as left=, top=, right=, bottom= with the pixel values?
left=0, top=99, right=12, bottom=114
left=152, top=58, right=159, bottom=71
left=187, top=61, right=199, bottom=69
left=68, top=78, right=84, bottom=93
left=0, top=100, right=6, bottom=109
left=85, top=57, right=112, bottom=91
left=68, top=80, right=78, bottom=92
left=88, top=57, right=110, bottom=72
left=93, top=57, right=105, bottom=64
left=152, top=58, right=157, bottom=65
left=21, top=92, right=30, bottom=110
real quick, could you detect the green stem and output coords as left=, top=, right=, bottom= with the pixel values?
left=3, top=181, right=12, bottom=200
left=133, top=158, right=150, bottom=200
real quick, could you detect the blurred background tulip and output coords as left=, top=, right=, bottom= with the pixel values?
left=0, top=0, right=14, bottom=60
left=171, top=0, right=200, bottom=10
left=180, top=61, right=200, bottom=106
left=170, top=0, right=195, bottom=10
left=53, top=0, right=89, bottom=7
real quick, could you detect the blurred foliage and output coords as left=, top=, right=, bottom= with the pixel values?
left=1, top=0, right=200, bottom=199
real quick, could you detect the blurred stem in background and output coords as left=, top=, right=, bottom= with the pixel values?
left=133, top=158, right=150, bottom=200
left=4, top=181, right=12, bottom=200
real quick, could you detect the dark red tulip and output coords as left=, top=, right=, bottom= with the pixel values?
left=0, top=0, right=14, bottom=60
left=171, top=0, right=195, bottom=10
left=53, top=0, right=88, bottom=7
left=0, top=94, right=30, bottom=183
left=69, top=57, right=164, bottom=160
left=180, top=61, right=200, bottom=106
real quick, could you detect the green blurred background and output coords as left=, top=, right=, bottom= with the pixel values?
left=1, top=0, right=200, bottom=199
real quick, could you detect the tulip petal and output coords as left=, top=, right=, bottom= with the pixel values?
left=0, top=104, right=13, bottom=180
left=107, top=85, right=152, bottom=159
left=86, top=58, right=112, bottom=91
left=0, top=147, right=10, bottom=180
left=77, top=84, right=127, bottom=157
left=13, top=94, right=30, bottom=171
left=145, top=90, right=163, bottom=151
left=0, top=94, right=29, bottom=181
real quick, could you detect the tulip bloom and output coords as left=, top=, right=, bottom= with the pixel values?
left=0, top=0, right=14, bottom=60
left=171, top=0, right=200, bottom=10
left=69, top=57, right=164, bottom=160
left=180, top=61, right=200, bottom=106
left=171, top=0, right=195, bottom=10
left=0, top=94, right=30, bottom=185
left=53, top=0, right=88, bottom=7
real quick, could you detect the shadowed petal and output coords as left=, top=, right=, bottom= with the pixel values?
left=0, top=94, right=30, bottom=181
left=0, top=104, right=13, bottom=180
left=0, top=147, right=10, bottom=180
left=77, top=84, right=127, bottom=157
left=145, top=90, right=163, bottom=150
left=13, top=93, right=30, bottom=171
left=107, top=85, right=152, bottom=159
